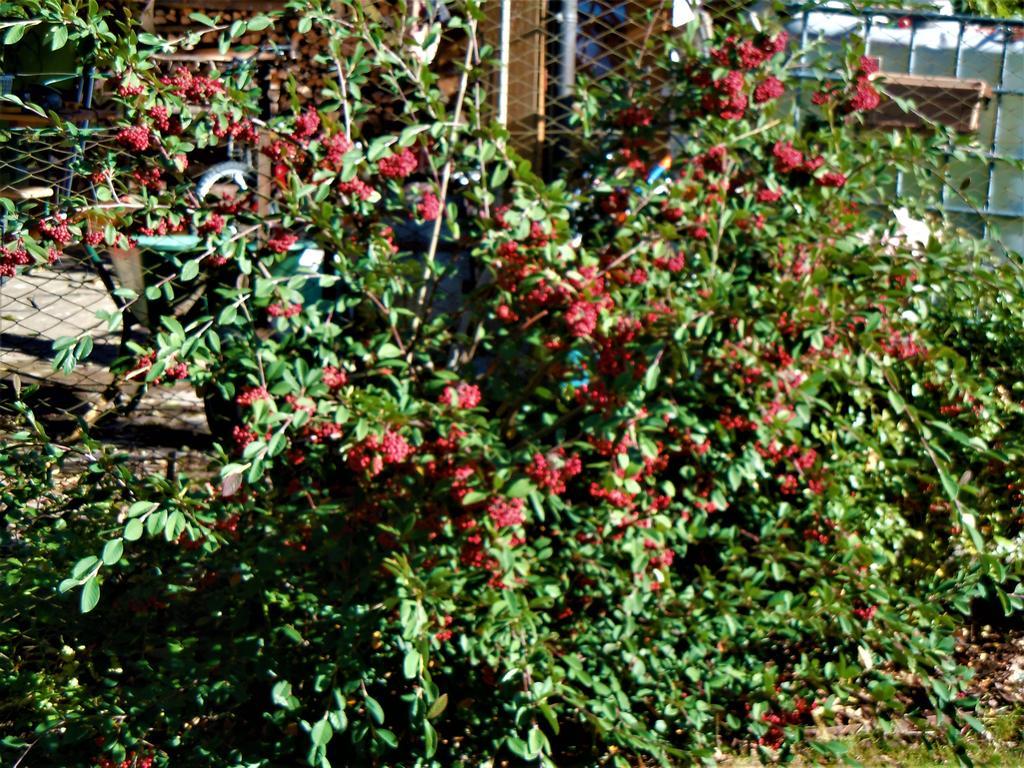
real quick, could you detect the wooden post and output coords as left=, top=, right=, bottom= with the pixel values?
left=485, top=0, right=546, bottom=171
left=257, top=128, right=272, bottom=219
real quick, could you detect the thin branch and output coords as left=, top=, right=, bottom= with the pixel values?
left=407, top=15, right=478, bottom=350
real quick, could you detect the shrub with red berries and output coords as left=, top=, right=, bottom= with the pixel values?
left=3, top=6, right=1023, bottom=768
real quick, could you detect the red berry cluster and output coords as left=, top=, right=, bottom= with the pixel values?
left=438, top=382, right=482, bottom=409
left=236, top=386, right=271, bottom=406
left=322, top=365, right=349, bottom=389
left=690, top=32, right=788, bottom=120
left=757, top=697, right=814, bottom=749
left=614, top=106, right=654, bottom=128
left=267, top=302, right=302, bottom=318
left=772, top=141, right=846, bottom=188
left=38, top=216, right=73, bottom=247
left=116, top=125, right=151, bottom=152
left=487, top=496, right=525, bottom=529
left=347, top=430, right=413, bottom=477
left=323, top=133, right=354, bottom=170
left=812, top=56, right=881, bottom=113
left=417, top=191, right=441, bottom=221
left=93, top=750, right=154, bottom=768
left=526, top=449, right=582, bottom=496
left=212, top=116, right=259, bottom=143
left=377, top=148, right=418, bottom=180
left=0, top=243, right=31, bottom=278
left=292, top=107, right=321, bottom=141
left=267, top=231, right=298, bottom=253
left=160, top=66, right=225, bottom=102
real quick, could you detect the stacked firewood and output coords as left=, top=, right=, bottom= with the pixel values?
left=104, top=1, right=470, bottom=120
left=144, top=1, right=294, bottom=115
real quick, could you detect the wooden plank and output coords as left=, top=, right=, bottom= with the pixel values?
left=154, top=0, right=287, bottom=9
left=257, top=128, right=272, bottom=218
left=0, top=108, right=118, bottom=126
left=152, top=47, right=288, bottom=63
left=504, top=0, right=546, bottom=170
left=867, top=73, right=992, bottom=134
left=0, top=185, right=54, bottom=200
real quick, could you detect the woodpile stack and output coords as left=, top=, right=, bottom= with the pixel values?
left=112, top=1, right=469, bottom=119
left=140, top=1, right=294, bottom=115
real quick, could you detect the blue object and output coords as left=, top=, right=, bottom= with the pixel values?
left=565, top=348, right=590, bottom=388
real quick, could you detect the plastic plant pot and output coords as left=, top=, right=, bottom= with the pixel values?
left=275, top=240, right=325, bottom=305
left=106, top=233, right=202, bottom=330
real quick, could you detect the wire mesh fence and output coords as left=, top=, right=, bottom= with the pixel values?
left=497, top=0, right=676, bottom=169
left=0, top=124, right=213, bottom=443
left=496, top=0, right=765, bottom=171
left=785, top=4, right=1024, bottom=255
left=493, top=0, right=1022, bottom=248
left=2, top=1, right=1023, bottom=448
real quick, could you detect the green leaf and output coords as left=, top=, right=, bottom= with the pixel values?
left=962, top=713, right=987, bottom=735
left=490, top=163, right=509, bottom=188
left=887, top=389, right=905, bottom=414
left=398, top=124, right=428, bottom=147
left=939, top=467, right=959, bottom=503
left=80, top=579, right=100, bottom=613
left=528, top=727, right=546, bottom=755
left=403, top=649, right=421, bottom=679
left=539, top=702, right=560, bottom=734
left=101, top=539, right=124, bottom=565
left=367, top=136, right=396, bottom=163
left=4, top=22, right=28, bottom=45
left=644, top=361, right=661, bottom=391
left=505, top=478, right=534, bottom=498
left=426, top=693, right=447, bottom=719
left=377, top=342, right=402, bottom=360
left=507, top=736, right=531, bottom=759
left=311, top=718, right=333, bottom=748
left=124, top=518, right=144, bottom=541
left=247, top=15, right=273, bottom=31
left=74, top=335, right=94, bottom=362
left=423, top=720, right=438, bottom=757
left=72, top=556, right=99, bottom=579
left=128, top=500, right=158, bottom=518
left=48, top=25, right=69, bottom=51
left=218, top=303, right=238, bottom=325
left=181, top=258, right=200, bottom=282
left=146, top=510, right=167, bottom=537
left=364, top=693, right=385, bottom=725
left=164, top=511, right=187, bottom=541
left=272, top=680, right=303, bottom=711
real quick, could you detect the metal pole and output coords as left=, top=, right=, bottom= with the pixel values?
left=982, top=23, right=1010, bottom=244
left=498, top=0, right=511, bottom=128
left=559, top=0, right=577, bottom=99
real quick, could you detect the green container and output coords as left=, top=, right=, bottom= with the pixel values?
left=104, top=235, right=326, bottom=330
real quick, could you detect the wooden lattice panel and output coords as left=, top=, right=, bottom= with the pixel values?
left=868, top=73, right=993, bottom=134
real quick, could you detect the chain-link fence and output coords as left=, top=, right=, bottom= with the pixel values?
left=0, top=123, right=214, bottom=444
left=3, top=1, right=1022, bottom=447
left=785, top=4, right=1024, bottom=255
left=495, top=0, right=681, bottom=170
left=493, top=0, right=770, bottom=172
left=490, top=1, right=1022, bottom=247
